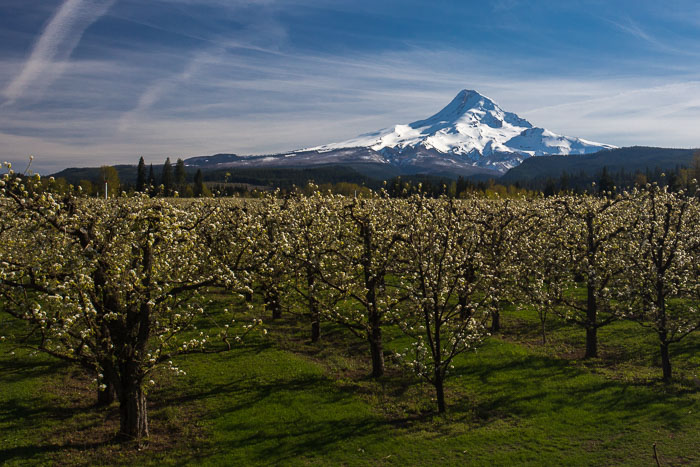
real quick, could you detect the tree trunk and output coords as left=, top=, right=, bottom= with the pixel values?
left=491, top=308, right=500, bottom=333
left=368, top=321, right=384, bottom=378
left=540, top=313, right=547, bottom=345
left=308, top=270, right=320, bottom=343
left=657, top=283, right=671, bottom=382
left=660, top=341, right=672, bottom=382
left=458, top=269, right=475, bottom=321
left=266, top=288, right=282, bottom=320
left=585, top=326, right=598, bottom=359
left=361, top=223, right=383, bottom=377
left=272, top=304, right=282, bottom=320
left=584, top=282, right=598, bottom=358
left=97, top=380, right=116, bottom=406
left=311, top=317, right=320, bottom=343
left=115, top=234, right=151, bottom=442
left=118, top=381, right=148, bottom=440
left=435, top=372, right=446, bottom=414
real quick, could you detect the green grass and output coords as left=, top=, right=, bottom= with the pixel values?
left=1, top=296, right=699, bottom=466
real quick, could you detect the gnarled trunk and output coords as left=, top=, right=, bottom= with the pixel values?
left=118, top=380, right=148, bottom=440
left=117, top=242, right=152, bottom=441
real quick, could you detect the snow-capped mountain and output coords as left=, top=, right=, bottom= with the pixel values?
left=185, top=90, right=614, bottom=176
left=309, top=89, right=614, bottom=172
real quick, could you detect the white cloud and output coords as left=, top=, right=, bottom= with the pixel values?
left=3, top=37, right=700, bottom=173
left=2, top=0, right=115, bottom=105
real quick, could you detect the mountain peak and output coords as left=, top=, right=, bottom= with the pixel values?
left=454, top=88, right=488, bottom=104
left=411, top=89, right=494, bottom=127
left=408, top=89, right=532, bottom=131
left=307, top=89, right=614, bottom=172
left=448, top=89, right=500, bottom=113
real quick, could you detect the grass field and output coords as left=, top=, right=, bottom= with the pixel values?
left=1, top=292, right=699, bottom=466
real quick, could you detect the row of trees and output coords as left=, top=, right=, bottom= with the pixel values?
left=135, top=157, right=210, bottom=197
left=1, top=164, right=699, bottom=442
left=47, top=159, right=209, bottom=198
left=263, top=188, right=699, bottom=405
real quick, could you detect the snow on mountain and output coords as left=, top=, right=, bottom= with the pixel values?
left=184, top=90, right=615, bottom=177
left=309, top=89, right=615, bottom=172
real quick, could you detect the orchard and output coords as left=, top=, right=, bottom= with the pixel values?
left=1, top=163, right=699, bottom=463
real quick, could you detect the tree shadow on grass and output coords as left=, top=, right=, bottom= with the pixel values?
left=0, top=395, right=120, bottom=464
left=450, top=352, right=698, bottom=431
left=216, top=416, right=385, bottom=464
left=0, top=395, right=81, bottom=430
left=0, top=357, right=70, bottom=383
left=0, top=440, right=113, bottom=464
left=157, top=370, right=390, bottom=464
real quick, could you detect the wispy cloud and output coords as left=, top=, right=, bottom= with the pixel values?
left=606, top=16, right=700, bottom=59
left=492, top=0, right=521, bottom=13
left=3, top=0, right=700, bottom=173
left=2, top=0, right=115, bottom=105
left=5, top=45, right=700, bottom=174
left=611, top=18, right=654, bottom=42
left=117, top=52, right=216, bottom=132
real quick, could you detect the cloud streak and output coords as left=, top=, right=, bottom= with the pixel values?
left=2, top=0, right=115, bottom=104
left=3, top=0, right=700, bottom=173
left=606, top=16, right=700, bottom=59
left=4, top=45, right=700, bottom=174
left=117, top=52, right=213, bottom=132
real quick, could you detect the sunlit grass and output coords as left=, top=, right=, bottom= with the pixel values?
left=1, top=291, right=698, bottom=466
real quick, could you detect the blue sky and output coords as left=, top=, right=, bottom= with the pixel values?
left=2, top=0, right=700, bottom=173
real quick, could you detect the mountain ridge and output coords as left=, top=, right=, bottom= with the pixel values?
left=184, top=89, right=614, bottom=176
left=305, top=89, right=615, bottom=171
left=500, top=146, right=697, bottom=183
